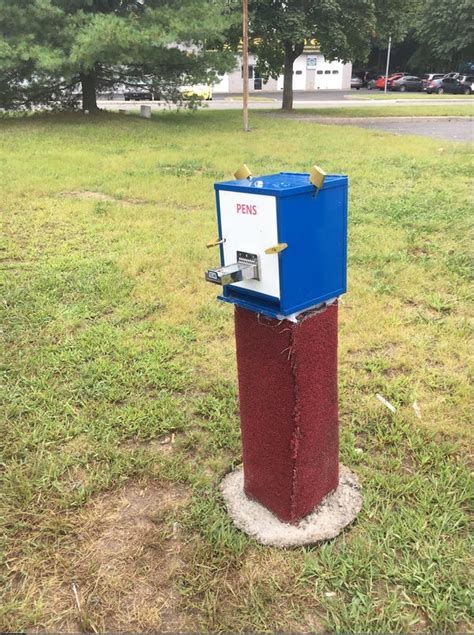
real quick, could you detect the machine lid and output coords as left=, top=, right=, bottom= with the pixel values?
left=214, top=172, right=347, bottom=197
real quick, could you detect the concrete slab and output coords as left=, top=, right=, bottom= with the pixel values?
left=220, top=464, right=362, bottom=547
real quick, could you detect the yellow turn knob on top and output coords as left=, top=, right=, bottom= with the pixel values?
left=309, top=165, right=327, bottom=189
left=234, top=164, right=252, bottom=180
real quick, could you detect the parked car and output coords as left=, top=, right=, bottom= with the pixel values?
left=354, top=70, right=379, bottom=86
left=372, top=73, right=407, bottom=90
left=458, top=75, right=474, bottom=91
left=350, top=76, right=363, bottom=89
left=179, top=84, right=213, bottom=100
left=422, top=73, right=445, bottom=89
left=373, top=75, right=387, bottom=89
left=390, top=75, right=423, bottom=92
left=424, top=77, right=444, bottom=92
left=386, top=72, right=408, bottom=89
left=124, top=88, right=154, bottom=101
left=426, top=76, right=472, bottom=94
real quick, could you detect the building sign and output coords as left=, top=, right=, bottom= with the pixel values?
left=234, top=37, right=320, bottom=53
left=303, top=38, right=320, bottom=52
left=307, top=56, right=318, bottom=70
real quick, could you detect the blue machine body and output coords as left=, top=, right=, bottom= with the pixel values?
left=213, top=172, right=348, bottom=318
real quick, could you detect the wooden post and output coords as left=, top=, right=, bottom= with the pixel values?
left=242, top=0, right=250, bottom=131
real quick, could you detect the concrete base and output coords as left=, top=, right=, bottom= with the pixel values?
left=220, top=464, right=362, bottom=547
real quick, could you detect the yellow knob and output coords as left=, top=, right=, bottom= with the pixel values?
left=206, top=238, right=225, bottom=248
left=265, top=242, right=288, bottom=255
left=309, top=165, right=327, bottom=189
left=234, top=164, right=252, bottom=180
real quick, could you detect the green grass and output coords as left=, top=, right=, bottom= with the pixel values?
left=1, top=110, right=472, bottom=633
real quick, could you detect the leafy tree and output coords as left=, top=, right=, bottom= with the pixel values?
left=247, top=0, right=412, bottom=110
left=0, top=0, right=236, bottom=112
left=410, top=0, right=474, bottom=71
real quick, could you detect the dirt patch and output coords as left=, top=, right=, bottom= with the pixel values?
left=119, top=435, right=175, bottom=455
left=63, top=190, right=117, bottom=201
left=29, top=480, right=191, bottom=633
left=59, top=191, right=148, bottom=205
left=287, top=611, right=325, bottom=633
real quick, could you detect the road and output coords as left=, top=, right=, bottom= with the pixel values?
left=97, top=88, right=474, bottom=111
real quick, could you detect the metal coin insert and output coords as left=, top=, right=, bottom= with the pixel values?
left=205, top=251, right=259, bottom=286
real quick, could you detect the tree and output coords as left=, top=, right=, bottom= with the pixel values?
left=248, top=0, right=412, bottom=110
left=0, top=0, right=236, bottom=112
left=410, top=0, right=474, bottom=71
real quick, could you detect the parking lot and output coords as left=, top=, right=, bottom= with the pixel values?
left=345, top=116, right=473, bottom=141
left=279, top=114, right=474, bottom=142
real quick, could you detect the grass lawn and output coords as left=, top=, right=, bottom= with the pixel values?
left=1, top=110, right=472, bottom=633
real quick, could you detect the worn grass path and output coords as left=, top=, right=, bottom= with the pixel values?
left=1, top=110, right=472, bottom=633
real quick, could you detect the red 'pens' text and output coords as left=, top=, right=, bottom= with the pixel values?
left=236, top=204, right=257, bottom=215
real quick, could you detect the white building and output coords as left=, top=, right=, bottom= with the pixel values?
left=214, top=51, right=352, bottom=93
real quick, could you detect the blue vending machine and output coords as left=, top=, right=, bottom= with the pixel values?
left=205, top=171, right=348, bottom=319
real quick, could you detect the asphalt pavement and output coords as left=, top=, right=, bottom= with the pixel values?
left=279, top=115, right=474, bottom=142
left=212, top=90, right=352, bottom=101
left=344, top=117, right=473, bottom=141
left=97, top=88, right=474, bottom=111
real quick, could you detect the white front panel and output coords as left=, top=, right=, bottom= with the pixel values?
left=219, top=190, right=280, bottom=299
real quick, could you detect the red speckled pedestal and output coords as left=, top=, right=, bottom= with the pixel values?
left=234, top=303, right=339, bottom=524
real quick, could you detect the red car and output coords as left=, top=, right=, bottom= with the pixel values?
left=373, top=73, right=407, bottom=90
left=373, top=76, right=386, bottom=89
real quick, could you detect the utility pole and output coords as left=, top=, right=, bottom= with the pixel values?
left=242, top=0, right=250, bottom=131
left=384, top=35, right=392, bottom=93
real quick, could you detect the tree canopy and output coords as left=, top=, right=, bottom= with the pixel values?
left=247, top=0, right=413, bottom=110
left=1, top=0, right=471, bottom=112
left=410, top=0, right=474, bottom=70
left=0, top=0, right=236, bottom=111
